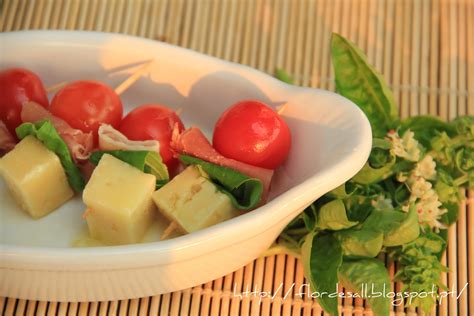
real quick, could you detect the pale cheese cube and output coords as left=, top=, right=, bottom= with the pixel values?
left=152, top=165, right=239, bottom=233
left=0, top=136, right=74, bottom=218
left=83, top=154, right=156, bottom=245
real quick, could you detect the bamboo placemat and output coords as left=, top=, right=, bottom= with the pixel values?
left=1, top=0, right=473, bottom=315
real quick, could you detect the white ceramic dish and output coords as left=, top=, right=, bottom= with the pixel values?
left=0, top=31, right=372, bottom=302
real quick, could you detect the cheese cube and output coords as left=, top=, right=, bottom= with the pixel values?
left=83, top=154, right=156, bottom=245
left=152, top=165, right=239, bottom=233
left=0, top=136, right=74, bottom=218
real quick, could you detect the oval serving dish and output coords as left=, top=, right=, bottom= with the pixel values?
left=0, top=31, right=372, bottom=302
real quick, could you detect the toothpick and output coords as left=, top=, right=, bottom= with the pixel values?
left=276, top=103, right=288, bottom=115
left=46, top=81, right=69, bottom=94
left=82, top=208, right=92, bottom=219
left=160, top=221, right=178, bottom=240
left=45, top=60, right=154, bottom=96
left=114, top=59, right=154, bottom=95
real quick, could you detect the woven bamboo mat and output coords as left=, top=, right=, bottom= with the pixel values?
left=1, top=0, right=473, bottom=315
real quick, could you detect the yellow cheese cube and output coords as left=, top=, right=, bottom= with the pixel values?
left=152, top=165, right=239, bottom=233
left=83, top=154, right=156, bottom=245
left=0, top=136, right=74, bottom=218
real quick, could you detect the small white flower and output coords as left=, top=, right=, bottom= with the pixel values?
left=371, top=196, right=394, bottom=211
left=387, top=129, right=421, bottom=162
left=409, top=177, right=433, bottom=202
left=414, top=155, right=437, bottom=180
left=403, top=176, right=447, bottom=230
left=414, top=195, right=447, bottom=230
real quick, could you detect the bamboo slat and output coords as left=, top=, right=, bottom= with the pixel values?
left=1, top=0, right=473, bottom=315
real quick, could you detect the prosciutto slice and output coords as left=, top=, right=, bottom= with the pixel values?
left=21, top=101, right=94, bottom=161
left=98, top=124, right=160, bottom=152
left=171, top=127, right=274, bottom=201
left=0, top=120, right=16, bottom=154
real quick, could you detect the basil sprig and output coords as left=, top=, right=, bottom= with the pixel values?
left=272, top=33, right=473, bottom=315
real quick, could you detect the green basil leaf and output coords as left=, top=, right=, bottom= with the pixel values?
left=455, top=147, right=474, bottom=175
left=179, top=155, right=262, bottom=210
left=450, top=115, right=474, bottom=137
left=338, top=259, right=391, bottom=316
left=16, top=120, right=85, bottom=192
left=383, top=205, right=420, bottom=246
left=352, top=139, right=396, bottom=185
left=328, top=182, right=357, bottom=198
left=331, top=33, right=398, bottom=137
left=361, top=209, right=406, bottom=234
left=394, top=182, right=410, bottom=205
left=434, top=169, right=463, bottom=204
left=90, top=150, right=169, bottom=189
left=430, top=131, right=456, bottom=166
left=440, top=202, right=459, bottom=225
left=335, top=228, right=383, bottom=258
left=301, top=233, right=342, bottom=316
left=344, top=195, right=374, bottom=222
left=400, top=116, right=456, bottom=149
left=274, top=68, right=294, bottom=84
left=317, top=199, right=358, bottom=231
left=414, top=232, right=446, bottom=258
left=302, top=204, right=318, bottom=231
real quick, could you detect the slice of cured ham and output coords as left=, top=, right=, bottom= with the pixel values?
left=0, top=120, right=16, bottom=154
left=98, top=124, right=160, bottom=152
left=171, top=126, right=274, bottom=201
left=21, top=101, right=93, bottom=161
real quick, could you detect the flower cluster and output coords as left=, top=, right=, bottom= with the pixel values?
left=387, top=129, right=420, bottom=162
left=388, top=130, right=446, bottom=230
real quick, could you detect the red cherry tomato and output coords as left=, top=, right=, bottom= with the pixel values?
left=118, top=104, right=185, bottom=172
left=50, top=80, right=123, bottom=139
left=0, top=68, right=49, bottom=135
left=213, top=100, right=291, bottom=169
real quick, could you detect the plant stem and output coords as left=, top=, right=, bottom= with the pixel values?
left=454, top=174, right=468, bottom=186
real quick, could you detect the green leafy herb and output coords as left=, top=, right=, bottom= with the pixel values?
left=16, top=120, right=85, bottom=192
left=316, top=199, right=358, bottom=230
left=361, top=209, right=406, bottom=234
left=338, top=259, right=391, bottom=316
left=179, top=155, right=263, bottom=210
left=301, top=234, right=343, bottom=316
left=400, top=116, right=455, bottom=149
left=271, top=33, right=473, bottom=316
left=388, top=235, right=449, bottom=312
left=331, top=33, right=398, bottom=137
left=440, top=202, right=459, bottom=225
left=352, top=138, right=395, bottom=184
left=90, top=150, right=169, bottom=189
left=328, top=182, right=357, bottom=198
left=334, top=228, right=383, bottom=258
left=274, top=68, right=294, bottom=84
left=383, top=205, right=420, bottom=247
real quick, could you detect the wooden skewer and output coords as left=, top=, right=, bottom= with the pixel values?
left=175, top=108, right=183, bottom=116
left=45, top=59, right=154, bottom=96
left=46, top=81, right=68, bottom=94
left=114, top=59, right=154, bottom=95
left=160, top=221, right=178, bottom=240
left=276, top=103, right=288, bottom=115
left=82, top=208, right=92, bottom=219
